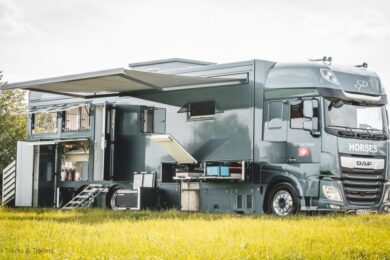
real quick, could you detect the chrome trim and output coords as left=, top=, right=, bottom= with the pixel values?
left=342, top=91, right=381, bottom=102
left=340, top=156, right=384, bottom=170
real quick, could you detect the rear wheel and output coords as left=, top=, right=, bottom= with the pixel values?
left=106, top=185, right=123, bottom=210
left=267, top=182, right=300, bottom=216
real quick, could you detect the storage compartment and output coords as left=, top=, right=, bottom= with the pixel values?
left=111, top=187, right=157, bottom=210
left=202, top=161, right=245, bottom=180
left=181, top=182, right=200, bottom=211
left=60, top=141, right=90, bottom=182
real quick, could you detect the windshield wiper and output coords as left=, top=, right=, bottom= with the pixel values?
left=364, top=128, right=388, bottom=140
left=327, top=125, right=388, bottom=139
left=327, top=125, right=356, bottom=137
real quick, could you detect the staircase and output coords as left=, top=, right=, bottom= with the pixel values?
left=61, top=184, right=105, bottom=210
left=1, top=160, right=16, bottom=206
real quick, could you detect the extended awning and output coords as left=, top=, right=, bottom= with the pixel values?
left=2, top=68, right=248, bottom=98
left=15, top=102, right=91, bottom=115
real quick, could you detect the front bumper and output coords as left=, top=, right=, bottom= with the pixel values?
left=315, top=179, right=390, bottom=213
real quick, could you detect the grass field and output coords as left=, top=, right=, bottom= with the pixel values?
left=0, top=208, right=389, bottom=259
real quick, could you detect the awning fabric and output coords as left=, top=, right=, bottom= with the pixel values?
left=15, top=102, right=91, bottom=115
left=2, top=68, right=247, bottom=98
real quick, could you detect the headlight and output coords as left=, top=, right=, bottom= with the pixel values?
left=323, top=185, right=343, bottom=202
left=320, top=69, right=339, bottom=85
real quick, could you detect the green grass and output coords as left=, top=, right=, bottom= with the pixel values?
left=0, top=208, right=389, bottom=259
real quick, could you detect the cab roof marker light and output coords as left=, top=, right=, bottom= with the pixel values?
left=320, top=68, right=340, bottom=85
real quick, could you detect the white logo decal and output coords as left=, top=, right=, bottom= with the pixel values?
left=354, top=80, right=369, bottom=91
left=348, top=143, right=377, bottom=153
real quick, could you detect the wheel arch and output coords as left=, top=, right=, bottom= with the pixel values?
left=262, top=171, right=304, bottom=213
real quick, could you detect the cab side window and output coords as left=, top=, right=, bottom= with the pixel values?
left=290, top=102, right=304, bottom=129
left=264, top=101, right=287, bottom=141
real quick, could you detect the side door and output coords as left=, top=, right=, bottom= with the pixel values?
left=112, top=104, right=141, bottom=181
left=261, top=100, right=289, bottom=163
left=286, top=98, right=321, bottom=164
left=37, top=145, right=55, bottom=207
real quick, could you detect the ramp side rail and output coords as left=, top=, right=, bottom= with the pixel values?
left=1, top=160, right=16, bottom=206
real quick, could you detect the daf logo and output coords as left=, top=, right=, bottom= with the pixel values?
left=354, top=80, right=369, bottom=91
left=356, top=161, right=372, bottom=167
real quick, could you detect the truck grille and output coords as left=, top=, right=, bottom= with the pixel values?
left=341, top=168, right=384, bottom=206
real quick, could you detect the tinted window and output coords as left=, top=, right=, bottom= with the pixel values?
left=268, top=102, right=283, bottom=121
left=189, top=101, right=215, bottom=118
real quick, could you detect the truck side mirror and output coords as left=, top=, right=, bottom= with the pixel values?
left=303, top=100, right=313, bottom=118
left=303, top=120, right=313, bottom=131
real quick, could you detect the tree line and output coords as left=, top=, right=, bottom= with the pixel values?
left=0, top=71, right=27, bottom=187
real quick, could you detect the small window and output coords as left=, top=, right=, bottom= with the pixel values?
left=63, top=105, right=91, bottom=133
left=32, top=112, right=57, bottom=134
left=268, top=102, right=283, bottom=121
left=188, top=101, right=215, bottom=119
left=290, top=99, right=319, bottom=129
left=264, top=101, right=286, bottom=141
left=140, top=107, right=166, bottom=134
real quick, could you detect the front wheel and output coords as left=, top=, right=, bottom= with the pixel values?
left=268, top=182, right=300, bottom=216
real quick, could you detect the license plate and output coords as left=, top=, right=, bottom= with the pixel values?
left=356, top=209, right=377, bottom=214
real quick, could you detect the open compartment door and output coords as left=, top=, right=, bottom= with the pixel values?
left=150, top=134, right=197, bottom=164
left=93, top=104, right=106, bottom=181
left=15, top=141, right=34, bottom=207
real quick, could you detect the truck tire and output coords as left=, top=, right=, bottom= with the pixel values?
left=267, top=182, right=300, bottom=216
left=106, top=185, right=124, bottom=210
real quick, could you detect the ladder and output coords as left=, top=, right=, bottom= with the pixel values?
left=1, top=160, right=16, bottom=206
left=61, top=184, right=105, bottom=210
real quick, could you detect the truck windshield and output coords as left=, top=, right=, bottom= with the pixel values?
left=324, top=99, right=388, bottom=139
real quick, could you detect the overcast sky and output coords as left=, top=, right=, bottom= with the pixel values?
left=1, top=0, right=389, bottom=90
